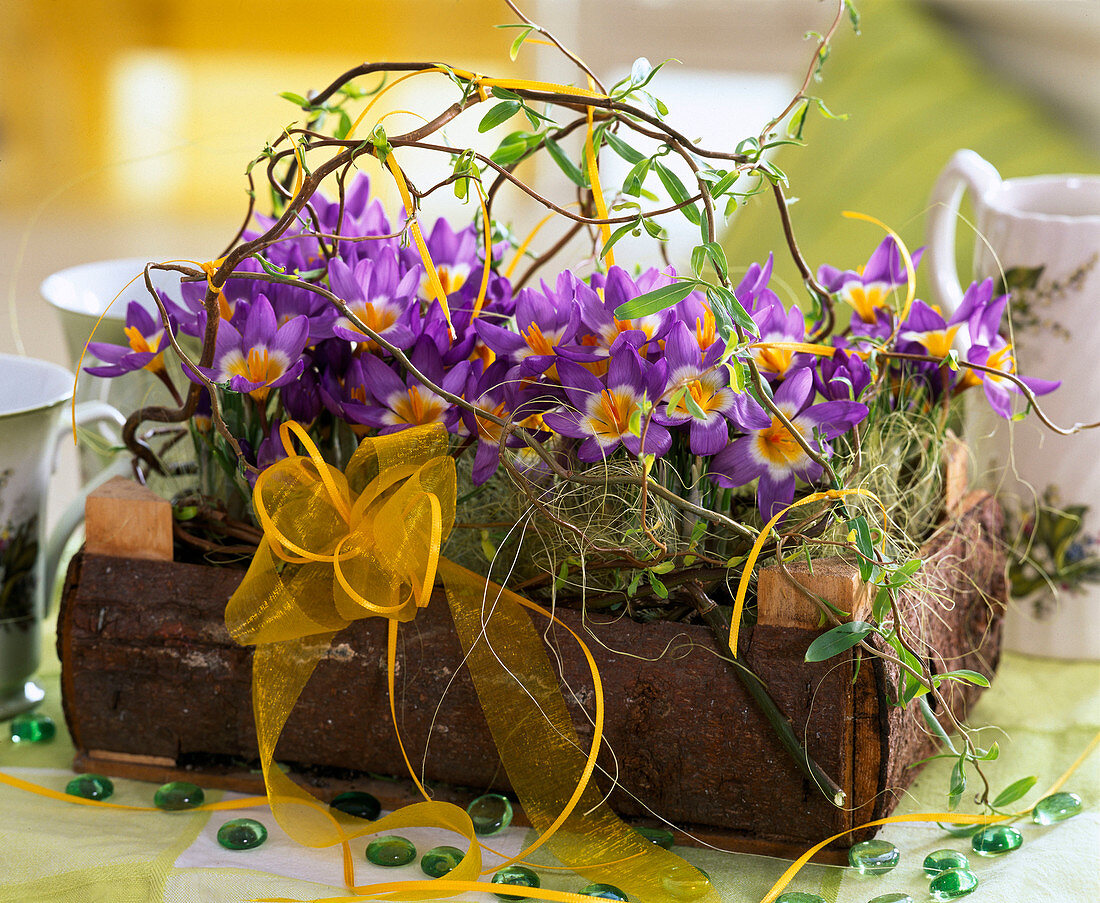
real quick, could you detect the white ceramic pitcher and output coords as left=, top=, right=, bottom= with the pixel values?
left=927, top=149, right=1100, bottom=660
left=0, top=355, right=125, bottom=718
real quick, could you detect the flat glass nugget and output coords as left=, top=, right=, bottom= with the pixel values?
left=491, top=865, right=540, bottom=900
left=1032, top=791, right=1083, bottom=825
left=65, top=774, right=114, bottom=801
left=848, top=839, right=900, bottom=875
left=329, top=790, right=381, bottom=820
left=661, top=865, right=711, bottom=899
left=634, top=825, right=675, bottom=849
left=216, top=818, right=268, bottom=850
left=421, top=845, right=465, bottom=878
left=970, top=824, right=1022, bottom=856
left=775, top=893, right=826, bottom=903
left=923, top=849, right=970, bottom=876
left=929, top=867, right=979, bottom=900
left=365, top=835, right=417, bottom=867
left=153, top=781, right=205, bottom=810
left=467, top=793, right=514, bottom=836
left=10, top=712, right=55, bottom=743
left=580, top=883, right=628, bottom=900
left=868, top=894, right=913, bottom=903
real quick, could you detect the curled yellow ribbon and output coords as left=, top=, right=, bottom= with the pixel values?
left=227, top=422, right=717, bottom=902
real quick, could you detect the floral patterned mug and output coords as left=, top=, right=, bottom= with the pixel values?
left=0, top=355, right=124, bottom=718
left=927, top=149, right=1100, bottom=659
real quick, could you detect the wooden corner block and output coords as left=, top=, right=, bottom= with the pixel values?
left=757, top=557, right=869, bottom=629
left=943, top=431, right=969, bottom=516
left=84, top=476, right=173, bottom=561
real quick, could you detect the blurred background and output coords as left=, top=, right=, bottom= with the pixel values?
left=1, top=0, right=1097, bottom=536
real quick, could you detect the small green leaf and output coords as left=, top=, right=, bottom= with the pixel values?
left=804, top=621, right=874, bottom=663
left=279, top=91, right=310, bottom=107
left=705, top=285, right=756, bottom=333
left=508, top=26, right=533, bottom=61
left=646, top=568, right=669, bottom=599
left=653, top=161, right=700, bottom=224
left=848, top=514, right=875, bottom=581
left=948, top=758, right=966, bottom=810
left=919, top=696, right=958, bottom=754
left=690, top=245, right=707, bottom=277
left=702, top=242, right=729, bottom=281
left=992, top=775, right=1037, bottom=808
left=622, top=158, right=651, bottom=197
left=603, top=129, right=646, bottom=164
left=544, top=137, right=586, bottom=186
left=938, top=669, right=991, bottom=688
left=872, top=585, right=892, bottom=624
left=613, top=280, right=698, bottom=319
left=478, top=100, right=520, bottom=133
left=600, top=219, right=641, bottom=260
left=641, top=217, right=666, bottom=240
left=710, top=169, right=741, bottom=198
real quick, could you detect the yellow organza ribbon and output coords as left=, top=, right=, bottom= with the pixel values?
left=226, top=421, right=718, bottom=903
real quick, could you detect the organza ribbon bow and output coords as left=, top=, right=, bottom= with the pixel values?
left=226, top=421, right=719, bottom=903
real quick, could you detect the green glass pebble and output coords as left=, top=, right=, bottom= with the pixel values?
left=1032, top=791, right=1083, bottom=825
left=10, top=712, right=55, bottom=743
left=581, top=883, right=628, bottom=900
left=867, top=894, right=913, bottom=903
left=65, top=773, right=114, bottom=801
left=365, top=835, right=417, bottom=867
left=153, top=781, right=205, bottom=811
left=634, top=825, right=675, bottom=849
left=216, top=817, right=268, bottom=850
left=467, top=793, right=514, bottom=836
left=929, top=867, right=979, bottom=900
left=330, top=790, right=382, bottom=820
left=923, top=848, right=970, bottom=876
left=971, top=824, right=1022, bottom=856
left=491, top=865, right=540, bottom=900
left=420, top=845, right=465, bottom=878
left=774, top=893, right=826, bottom=903
left=661, top=866, right=711, bottom=900
left=848, top=838, right=900, bottom=875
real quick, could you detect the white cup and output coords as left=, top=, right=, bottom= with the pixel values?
left=927, top=149, right=1100, bottom=659
left=0, top=354, right=126, bottom=718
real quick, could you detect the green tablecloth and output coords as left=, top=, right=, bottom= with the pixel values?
left=3, top=611, right=1097, bottom=903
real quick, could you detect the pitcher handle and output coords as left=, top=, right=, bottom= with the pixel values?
left=40, top=402, right=130, bottom=617
left=926, top=149, right=1002, bottom=314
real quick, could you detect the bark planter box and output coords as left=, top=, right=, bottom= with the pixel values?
left=57, top=477, right=1006, bottom=863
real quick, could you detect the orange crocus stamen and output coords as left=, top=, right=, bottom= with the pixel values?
left=123, top=326, right=166, bottom=374
left=754, top=416, right=806, bottom=467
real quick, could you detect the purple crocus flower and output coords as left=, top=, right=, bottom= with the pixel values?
left=328, top=250, right=420, bottom=349
left=751, top=302, right=810, bottom=382
left=732, top=254, right=784, bottom=317
left=818, top=237, right=924, bottom=330
left=170, top=257, right=263, bottom=339
left=403, top=218, right=479, bottom=301
left=195, top=294, right=308, bottom=402
left=542, top=345, right=671, bottom=462
left=352, top=341, right=470, bottom=434
left=962, top=339, right=1059, bottom=419
left=813, top=347, right=873, bottom=402
left=458, top=361, right=549, bottom=484
left=708, top=368, right=868, bottom=521
left=475, top=271, right=583, bottom=378
left=950, top=278, right=1009, bottom=348
left=578, top=266, right=677, bottom=362
left=654, top=322, right=770, bottom=455
left=898, top=300, right=963, bottom=360
left=85, top=301, right=175, bottom=378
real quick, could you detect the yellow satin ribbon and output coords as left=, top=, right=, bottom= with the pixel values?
left=226, top=421, right=717, bottom=902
